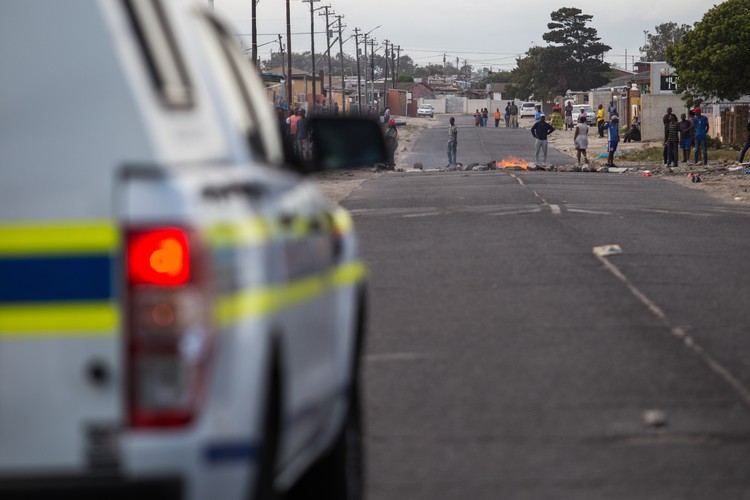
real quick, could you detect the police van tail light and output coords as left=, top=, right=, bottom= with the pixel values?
left=125, top=227, right=214, bottom=429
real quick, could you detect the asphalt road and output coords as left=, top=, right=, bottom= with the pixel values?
left=400, top=114, right=572, bottom=169
left=346, top=116, right=750, bottom=499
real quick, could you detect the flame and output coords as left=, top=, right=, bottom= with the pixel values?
left=497, top=157, right=530, bottom=170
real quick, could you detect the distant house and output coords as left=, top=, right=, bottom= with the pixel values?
left=267, top=66, right=323, bottom=110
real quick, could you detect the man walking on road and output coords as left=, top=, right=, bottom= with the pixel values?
left=447, top=117, right=458, bottom=166
left=531, top=114, right=555, bottom=166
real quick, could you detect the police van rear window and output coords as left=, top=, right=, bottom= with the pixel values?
left=123, top=0, right=193, bottom=109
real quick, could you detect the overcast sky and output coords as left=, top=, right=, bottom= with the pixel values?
left=212, top=0, right=720, bottom=73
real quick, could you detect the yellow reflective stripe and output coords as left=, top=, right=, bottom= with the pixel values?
left=0, top=222, right=119, bottom=255
left=330, top=261, right=367, bottom=288
left=0, top=302, right=118, bottom=338
left=214, top=288, right=276, bottom=328
left=214, top=261, right=366, bottom=327
left=206, top=218, right=269, bottom=248
left=332, top=209, right=354, bottom=235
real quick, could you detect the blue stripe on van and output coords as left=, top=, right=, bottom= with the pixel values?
left=0, top=255, right=114, bottom=303
left=204, top=441, right=259, bottom=464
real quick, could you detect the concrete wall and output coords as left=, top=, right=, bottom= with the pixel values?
left=420, top=97, right=511, bottom=115
left=421, top=98, right=446, bottom=114
left=640, top=94, right=688, bottom=141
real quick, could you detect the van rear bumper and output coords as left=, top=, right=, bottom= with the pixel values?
left=0, top=474, right=182, bottom=500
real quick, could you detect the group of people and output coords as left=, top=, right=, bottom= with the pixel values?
left=530, top=101, right=621, bottom=168
left=280, top=108, right=312, bottom=161
left=662, top=106, right=710, bottom=167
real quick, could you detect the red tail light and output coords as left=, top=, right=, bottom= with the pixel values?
left=125, top=226, right=214, bottom=429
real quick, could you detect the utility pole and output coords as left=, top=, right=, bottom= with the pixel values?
left=383, top=40, right=389, bottom=108
left=353, top=28, right=362, bottom=114
left=303, top=0, right=321, bottom=113
left=336, top=15, right=346, bottom=114
left=319, top=5, right=334, bottom=113
left=391, top=44, right=396, bottom=89
left=443, top=53, right=447, bottom=81
left=395, top=45, right=401, bottom=85
left=370, top=37, right=376, bottom=111
left=285, top=0, right=293, bottom=108
left=251, top=0, right=259, bottom=69
left=277, top=34, right=286, bottom=106
left=363, top=33, right=369, bottom=110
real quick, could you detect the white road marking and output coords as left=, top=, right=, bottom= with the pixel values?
left=595, top=253, right=750, bottom=409
left=549, top=204, right=562, bottom=215
left=487, top=208, right=543, bottom=216
left=402, top=212, right=441, bottom=218
left=567, top=208, right=613, bottom=215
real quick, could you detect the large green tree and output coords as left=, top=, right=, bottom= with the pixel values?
left=510, top=8, right=610, bottom=99
left=640, top=22, right=691, bottom=61
left=667, top=0, right=750, bottom=102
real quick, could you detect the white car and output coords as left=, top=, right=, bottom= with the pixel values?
left=0, top=2, right=384, bottom=499
left=572, top=104, right=596, bottom=125
left=520, top=102, right=538, bottom=117
left=417, top=103, right=434, bottom=117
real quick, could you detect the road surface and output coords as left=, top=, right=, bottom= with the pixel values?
left=347, top=115, right=750, bottom=499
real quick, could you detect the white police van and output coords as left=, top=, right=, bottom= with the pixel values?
left=0, top=1, right=384, bottom=499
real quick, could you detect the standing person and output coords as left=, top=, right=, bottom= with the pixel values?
left=510, top=102, right=519, bottom=128
left=688, top=110, right=701, bottom=163
left=693, top=107, right=709, bottom=165
left=666, top=114, right=679, bottom=167
left=494, top=108, right=502, bottom=127
left=286, top=109, right=300, bottom=155
left=662, top=107, right=677, bottom=166
left=482, top=108, right=489, bottom=127
left=679, top=113, right=694, bottom=163
left=534, top=105, right=543, bottom=123
left=333, top=101, right=339, bottom=116
left=608, top=100, right=617, bottom=119
left=602, top=115, right=620, bottom=167
left=564, top=101, right=573, bottom=130
left=573, top=115, right=590, bottom=166
left=578, top=106, right=588, bottom=124
left=383, top=106, right=390, bottom=125
left=447, top=117, right=458, bottom=166
left=549, top=102, right=563, bottom=130
left=596, top=104, right=605, bottom=137
left=474, top=109, right=481, bottom=127
left=296, top=109, right=311, bottom=161
left=530, top=114, right=555, bottom=166
left=505, top=102, right=511, bottom=128
left=384, top=118, right=398, bottom=168
left=739, top=118, right=750, bottom=163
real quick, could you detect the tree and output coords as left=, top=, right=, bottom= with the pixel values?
left=640, top=22, right=691, bottom=62
left=510, top=8, right=611, bottom=99
left=397, top=74, right=414, bottom=82
left=508, top=46, right=567, bottom=100
left=479, top=70, right=513, bottom=86
left=667, top=0, right=750, bottom=102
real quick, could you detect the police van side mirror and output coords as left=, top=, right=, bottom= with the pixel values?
left=302, top=117, right=387, bottom=174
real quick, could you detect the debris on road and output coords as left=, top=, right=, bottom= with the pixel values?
left=592, top=244, right=622, bottom=257
left=643, top=409, right=669, bottom=429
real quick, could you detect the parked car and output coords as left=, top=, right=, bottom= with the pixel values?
left=519, top=102, right=538, bottom=117
left=571, top=104, right=596, bottom=125
left=0, top=2, right=385, bottom=499
left=417, top=103, right=434, bottom=117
